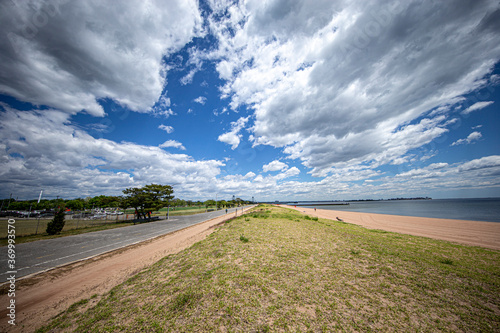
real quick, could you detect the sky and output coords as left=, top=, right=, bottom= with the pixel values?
left=0, top=0, right=499, bottom=202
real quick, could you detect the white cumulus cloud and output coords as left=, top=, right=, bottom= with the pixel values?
left=159, top=140, right=186, bottom=150
left=451, top=131, right=483, bottom=146
left=462, top=101, right=494, bottom=115
left=194, top=96, right=207, bottom=105
left=218, top=116, right=249, bottom=149
left=263, top=160, right=288, bottom=172
left=0, top=107, right=219, bottom=198
left=159, top=124, right=174, bottom=133
left=0, top=0, right=202, bottom=116
left=206, top=0, right=500, bottom=176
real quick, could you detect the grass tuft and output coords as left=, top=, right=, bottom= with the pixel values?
left=170, top=291, right=199, bottom=312
left=439, top=258, right=454, bottom=265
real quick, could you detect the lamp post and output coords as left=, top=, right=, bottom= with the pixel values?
left=166, top=183, right=180, bottom=220
left=35, top=190, right=43, bottom=235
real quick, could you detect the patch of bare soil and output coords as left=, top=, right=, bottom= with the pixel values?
left=0, top=208, right=253, bottom=332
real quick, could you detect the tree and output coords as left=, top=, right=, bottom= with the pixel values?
left=66, top=198, right=85, bottom=211
left=46, top=208, right=66, bottom=235
left=88, top=195, right=122, bottom=208
left=122, top=184, right=174, bottom=220
left=204, top=199, right=216, bottom=209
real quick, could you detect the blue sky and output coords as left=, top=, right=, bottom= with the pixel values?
left=0, top=0, right=499, bottom=201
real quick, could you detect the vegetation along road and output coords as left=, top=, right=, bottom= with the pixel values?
left=0, top=207, right=247, bottom=279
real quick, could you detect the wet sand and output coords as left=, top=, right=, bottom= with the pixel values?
left=283, top=205, right=500, bottom=251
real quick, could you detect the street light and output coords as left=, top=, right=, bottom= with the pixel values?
left=166, top=183, right=180, bottom=220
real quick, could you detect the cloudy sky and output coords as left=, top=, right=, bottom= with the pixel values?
left=1, top=0, right=499, bottom=201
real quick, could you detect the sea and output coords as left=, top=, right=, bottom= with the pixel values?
left=289, top=198, right=500, bottom=223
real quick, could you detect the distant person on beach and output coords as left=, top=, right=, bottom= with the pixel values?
left=225, top=208, right=228, bottom=214
left=314, top=208, right=316, bottom=212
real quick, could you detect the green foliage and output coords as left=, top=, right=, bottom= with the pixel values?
left=440, top=258, right=454, bottom=265
left=122, top=184, right=174, bottom=219
left=251, top=209, right=271, bottom=219
left=65, top=198, right=85, bottom=211
left=170, top=291, right=199, bottom=312
left=88, top=195, right=122, bottom=208
left=46, top=208, right=66, bottom=235
left=205, top=199, right=216, bottom=208
left=240, top=235, right=249, bottom=243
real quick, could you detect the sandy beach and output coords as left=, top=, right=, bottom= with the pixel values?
left=283, top=205, right=500, bottom=251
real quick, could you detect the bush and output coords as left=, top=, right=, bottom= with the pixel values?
left=46, top=208, right=66, bottom=235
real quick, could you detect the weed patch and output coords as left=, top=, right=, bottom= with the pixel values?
left=170, top=291, right=199, bottom=312
left=440, top=258, right=454, bottom=265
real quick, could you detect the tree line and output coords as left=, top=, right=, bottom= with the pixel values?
left=1, top=184, right=253, bottom=213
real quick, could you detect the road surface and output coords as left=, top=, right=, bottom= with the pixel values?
left=0, top=207, right=248, bottom=279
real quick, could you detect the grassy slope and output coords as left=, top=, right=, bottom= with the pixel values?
left=38, top=205, right=499, bottom=332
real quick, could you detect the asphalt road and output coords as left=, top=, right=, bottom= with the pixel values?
left=1, top=207, right=249, bottom=279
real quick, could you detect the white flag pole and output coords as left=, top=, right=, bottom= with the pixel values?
left=37, top=190, right=43, bottom=204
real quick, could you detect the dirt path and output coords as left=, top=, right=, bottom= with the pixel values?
left=0, top=207, right=254, bottom=332
left=284, top=205, right=500, bottom=250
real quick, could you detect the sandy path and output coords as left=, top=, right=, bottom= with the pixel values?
left=284, top=205, right=500, bottom=251
left=0, top=207, right=254, bottom=332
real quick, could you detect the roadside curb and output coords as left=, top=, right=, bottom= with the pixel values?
left=0, top=205, right=256, bottom=287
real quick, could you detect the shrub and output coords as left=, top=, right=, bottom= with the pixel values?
left=46, top=208, right=66, bottom=235
left=240, top=235, right=249, bottom=243
left=439, top=258, right=454, bottom=265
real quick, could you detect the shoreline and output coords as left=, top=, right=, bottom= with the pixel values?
left=282, top=205, right=500, bottom=251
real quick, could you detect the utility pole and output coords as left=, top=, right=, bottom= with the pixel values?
left=35, top=190, right=43, bottom=234
left=6, top=193, right=12, bottom=210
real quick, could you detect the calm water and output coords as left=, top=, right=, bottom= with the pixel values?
left=297, top=198, right=500, bottom=222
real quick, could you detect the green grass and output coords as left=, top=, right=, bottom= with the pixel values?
left=37, top=205, right=500, bottom=332
left=156, top=206, right=221, bottom=216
